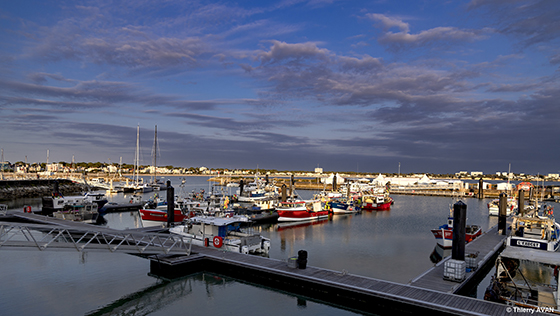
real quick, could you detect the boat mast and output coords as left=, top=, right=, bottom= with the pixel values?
left=135, top=124, right=140, bottom=185
left=152, top=125, right=158, bottom=184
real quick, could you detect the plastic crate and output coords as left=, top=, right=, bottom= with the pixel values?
left=444, top=259, right=466, bottom=282
left=465, top=256, right=477, bottom=269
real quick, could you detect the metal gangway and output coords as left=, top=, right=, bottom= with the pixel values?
left=0, top=222, right=192, bottom=255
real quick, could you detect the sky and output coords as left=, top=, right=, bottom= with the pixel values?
left=1, top=0, right=559, bottom=175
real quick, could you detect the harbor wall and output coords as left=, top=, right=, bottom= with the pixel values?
left=0, top=179, right=88, bottom=201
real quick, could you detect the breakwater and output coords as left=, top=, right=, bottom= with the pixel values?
left=0, top=179, right=88, bottom=201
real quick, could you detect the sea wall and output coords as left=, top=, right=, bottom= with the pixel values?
left=0, top=179, right=88, bottom=201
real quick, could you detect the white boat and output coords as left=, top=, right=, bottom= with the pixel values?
left=169, top=216, right=271, bottom=254
left=485, top=247, right=560, bottom=312
left=507, top=206, right=560, bottom=252
left=488, top=197, right=517, bottom=216
left=42, top=194, right=101, bottom=223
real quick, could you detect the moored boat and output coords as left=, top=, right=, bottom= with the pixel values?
left=431, top=207, right=482, bottom=249
left=169, top=215, right=271, bottom=254
left=484, top=247, right=560, bottom=313
left=276, top=200, right=331, bottom=222
left=139, top=208, right=197, bottom=227
left=506, top=206, right=560, bottom=252
left=361, top=192, right=393, bottom=211
left=487, top=197, right=517, bottom=216
left=328, top=199, right=359, bottom=214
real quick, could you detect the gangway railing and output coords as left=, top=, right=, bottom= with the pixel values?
left=0, top=223, right=192, bottom=255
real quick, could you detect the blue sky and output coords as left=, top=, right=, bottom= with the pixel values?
left=1, top=0, right=559, bottom=174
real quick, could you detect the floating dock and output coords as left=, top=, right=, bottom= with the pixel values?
left=409, top=223, right=507, bottom=294
left=148, top=223, right=530, bottom=315
left=2, top=212, right=548, bottom=315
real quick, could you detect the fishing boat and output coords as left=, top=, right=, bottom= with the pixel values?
left=169, top=215, right=271, bottom=254
left=484, top=247, right=560, bottom=313
left=328, top=199, right=359, bottom=214
left=487, top=197, right=518, bottom=216
left=431, top=207, right=482, bottom=249
left=276, top=200, right=331, bottom=222
left=139, top=207, right=197, bottom=227
left=507, top=206, right=560, bottom=252
left=360, top=190, right=393, bottom=211
left=313, top=190, right=357, bottom=214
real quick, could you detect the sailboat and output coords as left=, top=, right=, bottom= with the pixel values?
left=123, top=125, right=153, bottom=193
left=149, top=125, right=167, bottom=191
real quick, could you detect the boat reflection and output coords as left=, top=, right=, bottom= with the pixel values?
left=277, top=218, right=330, bottom=231
left=360, top=209, right=391, bottom=219
left=429, top=243, right=451, bottom=264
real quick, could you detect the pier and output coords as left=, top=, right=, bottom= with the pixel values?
left=0, top=208, right=546, bottom=315
left=148, top=233, right=513, bottom=315
left=409, top=223, right=508, bottom=294
left=146, top=222, right=527, bottom=315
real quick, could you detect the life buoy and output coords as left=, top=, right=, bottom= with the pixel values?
left=213, top=236, right=223, bottom=248
left=23, top=206, right=32, bottom=213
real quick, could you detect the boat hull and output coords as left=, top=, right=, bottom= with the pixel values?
left=362, top=199, right=392, bottom=211
left=507, top=236, right=560, bottom=252
left=139, top=209, right=195, bottom=227
left=431, top=226, right=482, bottom=249
left=277, top=209, right=331, bottom=222
left=329, top=201, right=357, bottom=214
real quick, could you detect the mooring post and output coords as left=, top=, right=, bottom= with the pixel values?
left=281, top=184, right=287, bottom=202
left=518, top=190, right=525, bottom=216
left=498, top=193, right=507, bottom=235
left=290, top=175, right=294, bottom=197
left=167, top=180, right=174, bottom=227
left=239, top=179, right=244, bottom=196
left=452, top=201, right=466, bottom=261
left=333, top=174, right=337, bottom=191
left=297, top=249, right=308, bottom=269
left=478, top=178, right=484, bottom=199
left=53, top=180, right=60, bottom=196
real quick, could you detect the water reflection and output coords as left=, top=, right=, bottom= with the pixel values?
left=429, top=243, right=451, bottom=264
left=86, top=272, right=358, bottom=316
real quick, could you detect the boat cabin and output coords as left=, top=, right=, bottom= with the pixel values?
left=485, top=247, right=559, bottom=311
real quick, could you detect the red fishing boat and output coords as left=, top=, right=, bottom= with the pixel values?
left=139, top=208, right=197, bottom=227
left=431, top=208, right=482, bottom=248
left=276, top=200, right=331, bottom=222
left=361, top=191, right=393, bottom=211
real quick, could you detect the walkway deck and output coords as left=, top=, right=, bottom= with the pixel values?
left=148, top=231, right=529, bottom=315
left=410, top=223, right=508, bottom=294
left=4, top=212, right=542, bottom=315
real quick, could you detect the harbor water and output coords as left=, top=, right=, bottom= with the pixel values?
left=1, top=176, right=558, bottom=315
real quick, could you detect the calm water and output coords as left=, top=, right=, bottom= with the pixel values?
left=1, top=176, right=558, bottom=315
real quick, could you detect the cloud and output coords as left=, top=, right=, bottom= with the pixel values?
left=367, top=13, right=410, bottom=33
left=467, top=0, right=560, bottom=47
left=258, top=40, right=331, bottom=64
left=0, top=76, right=222, bottom=111
left=367, top=13, right=490, bottom=51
